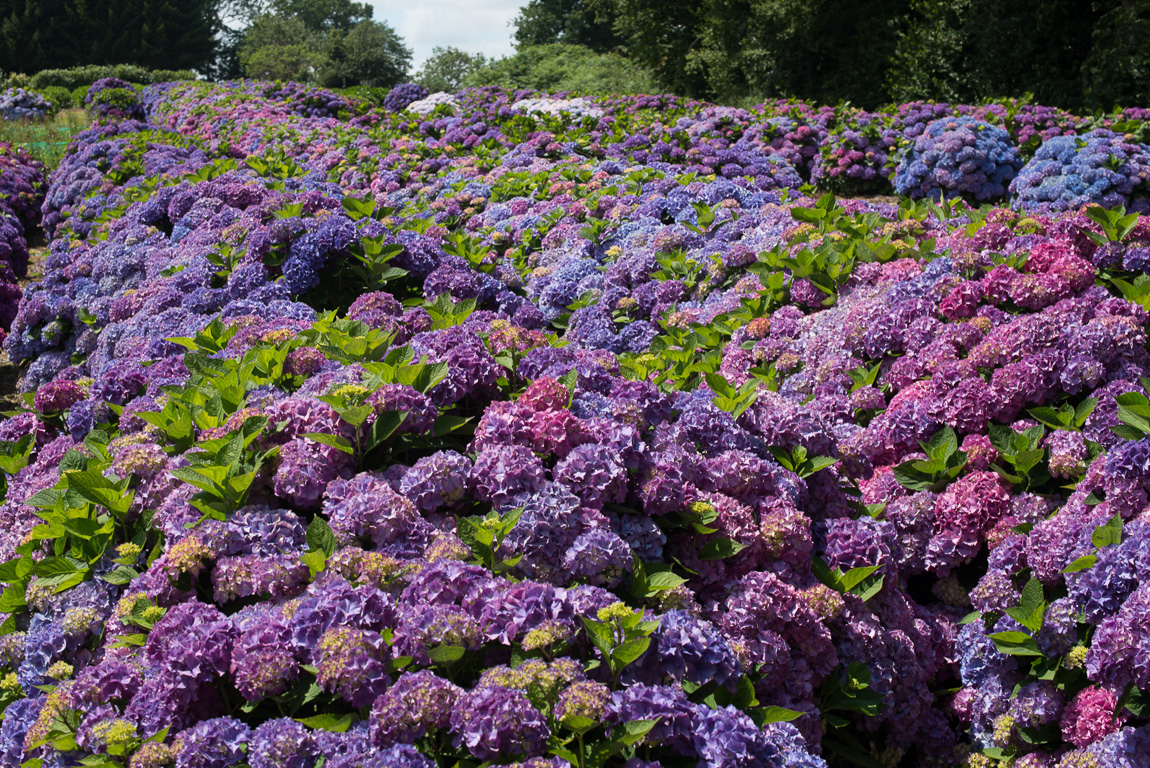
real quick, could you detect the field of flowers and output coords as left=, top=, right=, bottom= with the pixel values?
left=1, top=78, right=1150, bottom=768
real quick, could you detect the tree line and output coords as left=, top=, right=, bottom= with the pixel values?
left=0, top=0, right=411, bottom=88
left=0, top=0, right=1145, bottom=109
left=509, top=0, right=1150, bottom=110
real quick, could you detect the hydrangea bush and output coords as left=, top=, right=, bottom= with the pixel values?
left=1010, top=130, right=1150, bottom=213
left=893, top=117, right=1023, bottom=201
left=2, top=79, right=1150, bottom=768
left=0, top=142, right=47, bottom=339
left=0, top=88, right=52, bottom=122
left=84, top=78, right=145, bottom=121
left=383, top=83, right=431, bottom=113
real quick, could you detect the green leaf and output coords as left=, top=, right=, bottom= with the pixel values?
left=1091, top=512, right=1123, bottom=548
left=102, top=566, right=138, bottom=586
left=581, top=618, right=614, bottom=657
left=1062, top=554, right=1098, bottom=573
left=1014, top=448, right=1046, bottom=475
left=306, top=515, right=338, bottom=557
left=757, top=706, right=804, bottom=724
left=300, top=549, right=327, bottom=579
left=988, top=630, right=1044, bottom=656
left=611, top=636, right=651, bottom=666
left=617, top=718, right=658, bottom=746
left=924, top=426, right=958, bottom=462
left=427, top=645, right=466, bottom=665
left=297, top=713, right=357, bottom=733
left=645, top=571, right=688, bottom=591
left=301, top=433, right=354, bottom=455
left=854, top=574, right=885, bottom=602
left=33, top=557, right=82, bottom=577
left=699, top=537, right=748, bottom=561
left=838, top=565, right=881, bottom=593
left=1004, top=578, right=1046, bottom=633
left=1075, top=398, right=1099, bottom=427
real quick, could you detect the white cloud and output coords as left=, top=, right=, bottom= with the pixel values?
left=368, top=0, right=522, bottom=73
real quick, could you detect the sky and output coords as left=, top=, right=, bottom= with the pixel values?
left=368, top=0, right=523, bottom=72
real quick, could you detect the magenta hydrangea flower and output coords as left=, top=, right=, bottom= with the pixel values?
left=1060, top=686, right=1126, bottom=748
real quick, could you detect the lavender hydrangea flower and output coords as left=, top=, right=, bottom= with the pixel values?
left=174, top=717, right=250, bottom=768
left=371, top=670, right=463, bottom=746
left=249, top=719, right=318, bottom=768
left=450, top=686, right=551, bottom=760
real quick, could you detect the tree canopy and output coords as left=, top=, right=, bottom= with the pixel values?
left=0, top=0, right=219, bottom=74
left=233, top=0, right=410, bottom=87
left=415, top=46, right=490, bottom=93
left=510, top=0, right=1150, bottom=110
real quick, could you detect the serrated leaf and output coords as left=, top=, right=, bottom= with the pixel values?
left=891, top=462, right=937, bottom=491
left=646, top=571, right=688, bottom=591
left=301, top=432, right=354, bottom=455
left=1091, top=512, right=1122, bottom=548
left=1062, top=554, right=1098, bottom=573
left=427, top=645, right=466, bottom=665
left=102, top=565, right=138, bottom=585
left=925, top=426, right=957, bottom=462
left=838, top=565, right=881, bottom=592
left=300, top=549, right=326, bottom=579
left=306, top=515, right=338, bottom=557
left=988, top=630, right=1044, bottom=656
left=296, top=713, right=356, bottom=732
left=699, top=537, right=748, bottom=561
left=617, top=718, right=658, bottom=746
left=757, top=705, right=804, bottom=723
left=611, top=636, right=651, bottom=666
left=1005, top=578, right=1045, bottom=633
left=854, top=574, right=885, bottom=601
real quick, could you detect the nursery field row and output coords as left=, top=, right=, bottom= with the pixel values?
left=1, top=79, right=1150, bottom=768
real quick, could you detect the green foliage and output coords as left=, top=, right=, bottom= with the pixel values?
left=240, top=14, right=325, bottom=81
left=237, top=5, right=410, bottom=87
left=456, top=507, right=525, bottom=575
left=889, top=0, right=1109, bottom=111
left=0, top=1, right=217, bottom=75
left=512, top=0, right=624, bottom=53
left=464, top=44, right=657, bottom=95
left=892, top=426, right=969, bottom=491
left=1081, top=1, right=1150, bottom=110
left=38, top=85, right=72, bottom=110
left=415, top=46, right=490, bottom=93
left=316, top=19, right=411, bottom=88
left=28, top=65, right=197, bottom=91
left=685, top=0, right=906, bottom=108
left=987, top=423, right=1050, bottom=491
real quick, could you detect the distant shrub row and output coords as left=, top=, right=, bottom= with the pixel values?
left=3, top=64, right=197, bottom=93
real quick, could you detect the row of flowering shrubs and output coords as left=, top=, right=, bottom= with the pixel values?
left=0, top=141, right=47, bottom=342
left=3, top=79, right=1150, bottom=767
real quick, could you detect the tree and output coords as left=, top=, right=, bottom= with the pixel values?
left=318, top=19, right=411, bottom=88
left=270, top=0, right=371, bottom=31
left=415, top=46, right=489, bottom=93
left=464, top=43, right=656, bottom=94
left=0, top=0, right=219, bottom=73
left=889, top=0, right=1103, bottom=109
left=238, top=13, right=324, bottom=80
left=1081, top=0, right=1150, bottom=110
left=243, top=41, right=324, bottom=80
left=685, top=0, right=908, bottom=106
left=512, top=0, right=623, bottom=52
left=610, top=0, right=706, bottom=96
